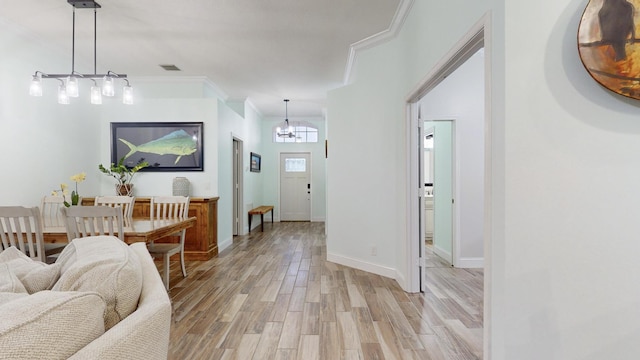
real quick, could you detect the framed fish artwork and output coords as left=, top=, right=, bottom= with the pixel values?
left=110, top=122, right=204, bottom=171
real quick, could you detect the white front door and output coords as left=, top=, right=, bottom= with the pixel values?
left=280, top=153, right=311, bottom=221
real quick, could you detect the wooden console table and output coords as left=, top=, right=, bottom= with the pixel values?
left=81, top=196, right=219, bottom=260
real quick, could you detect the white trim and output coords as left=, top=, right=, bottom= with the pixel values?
left=343, top=0, right=415, bottom=84
left=311, top=216, right=326, bottom=222
left=327, top=253, right=397, bottom=279
left=218, top=236, right=233, bottom=252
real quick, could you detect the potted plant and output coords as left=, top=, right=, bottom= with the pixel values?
left=98, top=157, right=149, bottom=196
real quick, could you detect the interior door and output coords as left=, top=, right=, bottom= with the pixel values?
left=280, top=153, right=311, bottom=221
left=431, top=120, right=454, bottom=265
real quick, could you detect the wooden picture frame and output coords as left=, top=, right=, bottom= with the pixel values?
left=110, top=122, right=204, bottom=172
left=250, top=152, right=261, bottom=173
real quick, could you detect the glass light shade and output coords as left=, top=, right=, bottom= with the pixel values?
left=29, top=75, right=42, bottom=96
left=122, top=85, right=133, bottom=104
left=57, top=85, right=69, bottom=104
left=276, top=126, right=282, bottom=135
left=66, top=76, right=79, bottom=97
left=90, top=85, right=102, bottom=104
left=102, top=76, right=115, bottom=96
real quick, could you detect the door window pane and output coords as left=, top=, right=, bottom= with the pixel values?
left=285, top=158, right=306, bottom=172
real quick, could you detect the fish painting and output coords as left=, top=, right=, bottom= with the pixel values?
left=120, top=130, right=197, bottom=164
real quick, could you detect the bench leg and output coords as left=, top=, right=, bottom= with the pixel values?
left=248, top=214, right=252, bottom=233
left=261, top=214, right=264, bottom=232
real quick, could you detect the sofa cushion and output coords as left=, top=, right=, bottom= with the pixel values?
left=0, top=247, right=61, bottom=293
left=0, top=263, right=27, bottom=294
left=0, top=292, right=28, bottom=306
left=0, top=290, right=106, bottom=359
left=53, top=236, right=143, bottom=330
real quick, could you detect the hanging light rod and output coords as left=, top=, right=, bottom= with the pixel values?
left=29, top=0, right=133, bottom=105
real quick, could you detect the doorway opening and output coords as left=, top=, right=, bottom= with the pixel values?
left=405, top=15, right=492, bottom=358
left=232, top=137, right=244, bottom=235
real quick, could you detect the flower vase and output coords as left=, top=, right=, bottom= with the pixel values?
left=116, top=184, right=133, bottom=196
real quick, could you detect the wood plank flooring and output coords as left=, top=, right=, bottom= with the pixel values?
left=164, top=222, right=483, bottom=359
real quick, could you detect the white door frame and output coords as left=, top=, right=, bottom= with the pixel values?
left=405, top=13, right=492, bottom=359
left=232, top=135, right=244, bottom=235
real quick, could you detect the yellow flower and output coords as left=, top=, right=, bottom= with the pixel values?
left=51, top=190, right=58, bottom=196
left=60, top=183, right=68, bottom=191
left=70, top=172, right=86, bottom=183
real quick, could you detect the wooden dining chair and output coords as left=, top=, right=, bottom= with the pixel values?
left=94, top=196, right=136, bottom=219
left=148, top=196, right=190, bottom=290
left=60, top=206, right=124, bottom=242
left=41, top=195, right=69, bottom=227
left=0, top=206, right=47, bottom=263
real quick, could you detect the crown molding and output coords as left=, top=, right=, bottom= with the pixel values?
left=342, top=0, right=414, bottom=85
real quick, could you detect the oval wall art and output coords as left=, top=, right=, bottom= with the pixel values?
left=578, top=0, right=640, bottom=99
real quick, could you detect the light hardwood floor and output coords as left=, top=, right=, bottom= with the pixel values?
left=164, top=222, right=483, bottom=359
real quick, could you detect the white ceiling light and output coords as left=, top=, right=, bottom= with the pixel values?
left=29, top=0, right=132, bottom=105
left=276, top=99, right=295, bottom=138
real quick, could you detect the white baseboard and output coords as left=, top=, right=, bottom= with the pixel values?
left=456, top=257, right=484, bottom=268
left=311, top=217, right=326, bottom=222
left=326, top=253, right=396, bottom=279
left=218, top=237, right=233, bottom=252
left=395, top=269, right=408, bottom=290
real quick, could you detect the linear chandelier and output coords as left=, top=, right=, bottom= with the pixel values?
left=276, top=99, right=295, bottom=138
left=29, top=0, right=132, bottom=105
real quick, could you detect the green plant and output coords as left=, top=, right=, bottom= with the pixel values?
left=98, top=157, right=149, bottom=185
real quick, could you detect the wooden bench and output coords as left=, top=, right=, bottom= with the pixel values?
left=248, top=205, right=274, bottom=232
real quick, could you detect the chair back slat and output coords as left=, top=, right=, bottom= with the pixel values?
left=150, top=196, right=190, bottom=221
left=94, top=196, right=136, bottom=219
left=61, top=206, right=124, bottom=242
left=0, top=206, right=46, bottom=262
left=40, top=195, right=83, bottom=227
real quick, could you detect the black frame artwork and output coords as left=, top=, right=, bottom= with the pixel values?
left=250, top=152, right=261, bottom=173
left=110, top=122, right=204, bottom=172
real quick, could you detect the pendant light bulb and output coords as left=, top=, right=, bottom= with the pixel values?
left=90, top=85, right=102, bottom=104
left=58, top=84, right=70, bottom=104
left=29, top=74, right=42, bottom=96
left=66, top=76, right=79, bottom=97
left=122, top=84, right=133, bottom=104
left=102, top=75, right=115, bottom=96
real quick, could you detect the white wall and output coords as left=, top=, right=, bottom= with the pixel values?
left=496, top=0, right=640, bottom=358
left=420, top=49, right=485, bottom=267
left=0, top=18, right=103, bottom=206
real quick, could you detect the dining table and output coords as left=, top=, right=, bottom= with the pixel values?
left=43, top=217, right=197, bottom=245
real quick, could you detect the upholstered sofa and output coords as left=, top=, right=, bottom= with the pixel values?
left=0, top=236, right=172, bottom=360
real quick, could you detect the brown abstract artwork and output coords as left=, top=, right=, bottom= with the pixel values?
left=578, top=0, right=640, bottom=99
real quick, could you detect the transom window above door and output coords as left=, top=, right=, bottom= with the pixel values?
left=273, top=122, right=318, bottom=143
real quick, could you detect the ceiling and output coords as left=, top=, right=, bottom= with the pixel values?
left=4, top=0, right=402, bottom=117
